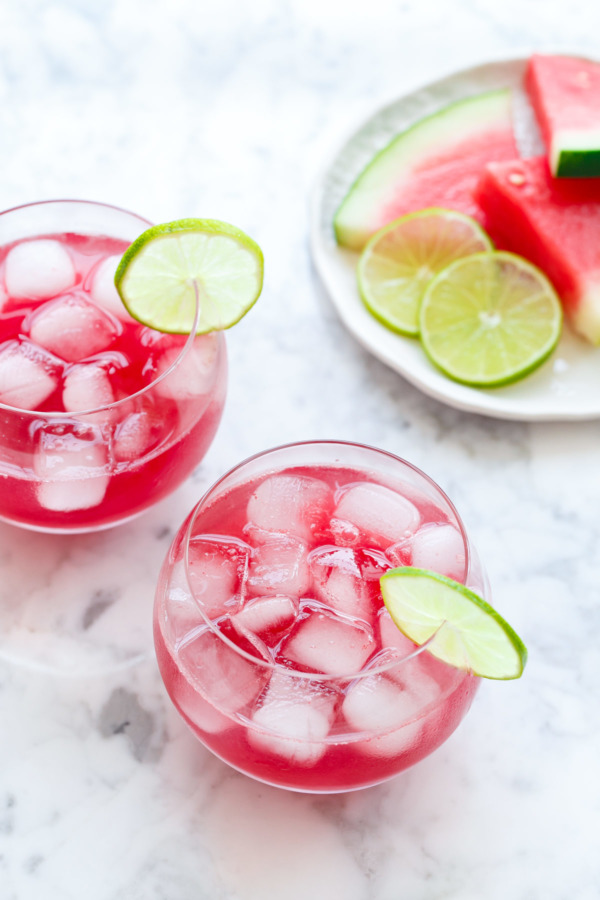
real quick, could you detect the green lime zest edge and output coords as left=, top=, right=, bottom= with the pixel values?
left=357, top=207, right=494, bottom=338
left=113, top=217, right=264, bottom=335
left=380, top=566, right=528, bottom=680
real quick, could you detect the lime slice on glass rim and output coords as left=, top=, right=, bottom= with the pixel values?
left=419, top=250, right=562, bottom=386
left=357, top=208, right=492, bottom=337
left=380, top=567, right=527, bottom=680
left=115, top=218, right=264, bottom=333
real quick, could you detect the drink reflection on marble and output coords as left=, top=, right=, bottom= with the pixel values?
left=0, top=200, right=227, bottom=533
left=154, top=441, right=489, bottom=793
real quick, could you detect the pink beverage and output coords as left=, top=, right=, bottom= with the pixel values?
left=154, top=442, right=488, bottom=793
left=0, top=201, right=226, bottom=532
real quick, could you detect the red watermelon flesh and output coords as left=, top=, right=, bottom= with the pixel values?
left=526, top=54, right=600, bottom=177
left=476, top=155, right=600, bottom=344
left=334, top=90, right=518, bottom=250
left=377, top=127, right=517, bottom=225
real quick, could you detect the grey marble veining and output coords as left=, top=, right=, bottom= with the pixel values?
left=2, top=1, right=600, bottom=898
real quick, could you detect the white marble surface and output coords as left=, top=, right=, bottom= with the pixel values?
left=1, top=1, right=600, bottom=898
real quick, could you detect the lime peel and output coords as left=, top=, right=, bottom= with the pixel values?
left=115, top=218, right=264, bottom=335
left=418, top=250, right=562, bottom=387
left=380, top=566, right=527, bottom=680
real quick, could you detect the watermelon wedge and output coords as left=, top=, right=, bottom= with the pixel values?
left=333, top=89, right=518, bottom=251
left=476, top=155, right=600, bottom=345
left=526, top=54, right=600, bottom=178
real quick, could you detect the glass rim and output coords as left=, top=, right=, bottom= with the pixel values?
left=181, top=439, right=475, bottom=681
left=0, top=198, right=204, bottom=418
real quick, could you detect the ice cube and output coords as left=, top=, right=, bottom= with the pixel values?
left=355, top=548, right=390, bottom=580
left=89, top=254, right=133, bottom=320
left=333, top=482, right=421, bottom=549
left=247, top=535, right=310, bottom=599
left=378, top=608, right=419, bottom=657
left=249, top=670, right=337, bottom=766
left=153, top=334, right=219, bottom=400
left=342, top=672, right=435, bottom=758
left=62, top=363, right=115, bottom=414
left=280, top=608, right=376, bottom=675
left=309, top=546, right=374, bottom=621
left=219, top=615, right=271, bottom=661
left=156, top=582, right=230, bottom=735
left=329, top=516, right=360, bottom=547
left=112, top=406, right=164, bottom=461
left=187, top=535, right=251, bottom=620
left=28, top=294, right=120, bottom=362
left=410, top=523, right=466, bottom=581
left=177, top=683, right=233, bottom=736
left=178, top=627, right=265, bottom=717
left=34, top=424, right=110, bottom=511
left=246, top=474, right=333, bottom=543
left=0, top=339, right=61, bottom=410
left=385, top=540, right=412, bottom=568
left=159, top=559, right=204, bottom=644
left=376, top=608, right=449, bottom=689
left=230, top=595, right=296, bottom=639
left=4, top=239, right=76, bottom=300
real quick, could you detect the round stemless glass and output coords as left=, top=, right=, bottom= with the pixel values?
left=154, top=441, right=489, bottom=793
left=0, top=200, right=227, bottom=533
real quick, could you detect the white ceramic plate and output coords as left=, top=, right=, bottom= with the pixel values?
left=310, top=57, right=600, bottom=421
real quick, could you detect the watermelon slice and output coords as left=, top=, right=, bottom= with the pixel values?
left=476, top=155, right=600, bottom=345
left=333, top=89, right=518, bottom=251
left=526, top=54, right=600, bottom=178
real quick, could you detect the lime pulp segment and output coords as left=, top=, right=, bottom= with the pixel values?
left=357, top=208, right=493, bottom=336
left=115, top=218, right=264, bottom=334
left=380, top=567, right=527, bottom=680
left=419, top=251, right=563, bottom=387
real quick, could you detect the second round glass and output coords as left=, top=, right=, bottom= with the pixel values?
left=154, top=440, right=489, bottom=793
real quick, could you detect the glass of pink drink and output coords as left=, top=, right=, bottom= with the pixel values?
left=0, top=200, right=227, bottom=532
left=154, top=441, right=489, bottom=793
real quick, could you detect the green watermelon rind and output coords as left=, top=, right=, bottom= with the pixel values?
left=553, top=134, right=600, bottom=178
left=526, top=54, right=600, bottom=178
left=572, top=278, right=600, bottom=345
left=333, top=89, right=514, bottom=252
